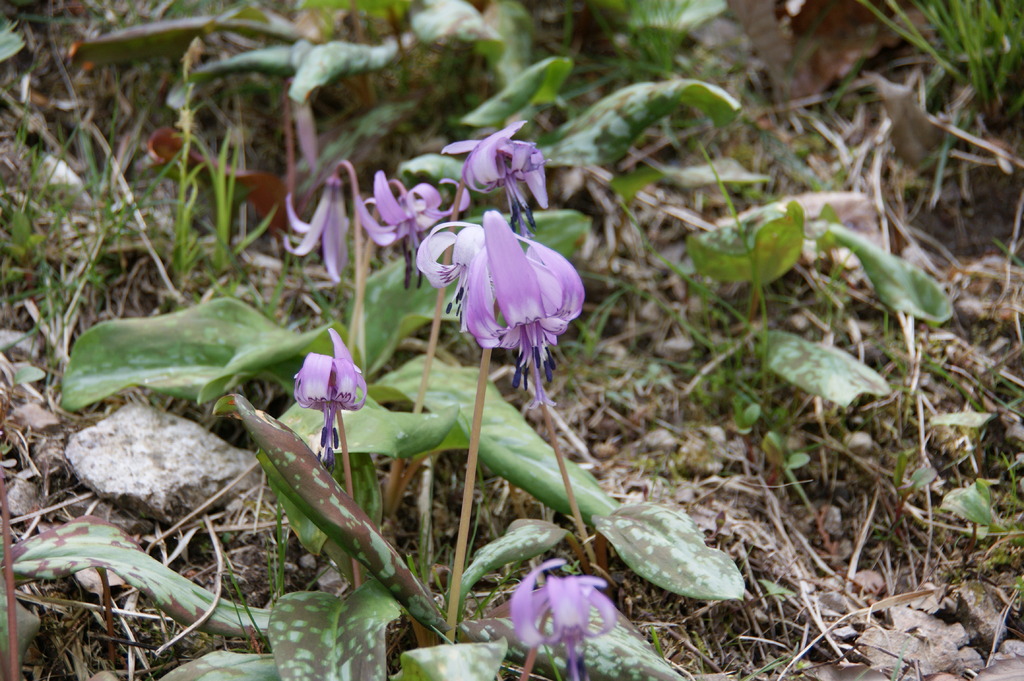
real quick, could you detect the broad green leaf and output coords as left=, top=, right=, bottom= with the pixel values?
left=9, top=516, right=269, bottom=637
left=215, top=394, right=447, bottom=631
left=594, top=503, right=743, bottom=599
left=161, top=652, right=279, bottom=681
left=542, top=80, right=740, bottom=166
left=0, top=20, right=24, bottom=63
left=628, top=0, right=725, bottom=32
left=0, top=591, right=38, bottom=675
left=461, top=519, right=568, bottom=597
left=688, top=202, right=804, bottom=283
left=461, top=57, right=573, bottom=126
left=268, top=584, right=401, bottom=681
left=942, top=481, right=994, bottom=526
left=392, top=641, right=507, bottom=681
left=475, top=0, right=533, bottom=86
left=656, top=158, right=769, bottom=188
left=462, top=609, right=680, bottom=681
left=766, top=330, right=891, bottom=407
left=62, top=298, right=324, bottom=411
left=463, top=209, right=591, bottom=258
left=376, top=358, right=618, bottom=522
left=289, top=40, right=398, bottom=102
left=69, top=10, right=300, bottom=68
left=828, top=222, right=952, bottom=322
left=360, top=258, right=457, bottom=376
left=411, top=0, right=498, bottom=43
left=398, top=154, right=464, bottom=186
left=931, top=412, right=994, bottom=428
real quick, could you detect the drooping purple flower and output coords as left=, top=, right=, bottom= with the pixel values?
left=510, top=558, right=616, bottom=681
left=356, top=170, right=470, bottom=287
left=415, top=221, right=486, bottom=329
left=464, top=211, right=584, bottom=408
left=294, top=329, right=366, bottom=470
left=442, top=121, right=548, bottom=235
left=284, top=174, right=349, bottom=282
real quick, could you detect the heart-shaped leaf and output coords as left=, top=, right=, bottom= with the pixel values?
left=289, top=40, right=398, bottom=102
left=594, top=503, right=743, bottom=600
left=410, top=0, right=498, bottom=43
left=689, top=201, right=804, bottom=283
left=461, top=57, right=573, bottom=127
left=375, top=358, right=618, bottom=522
left=461, top=607, right=680, bottom=681
left=827, top=222, right=952, bottom=322
left=542, top=79, right=740, bottom=166
left=461, top=519, right=568, bottom=597
left=215, top=394, right=446, bottom=631
left=160, top=652, right=280, bottom=681
left=62, top=298, right=324, bottom=411
left=268, top=584, right=401, bottom=681
left=10, top=516, right=270, bottom=637
left=391, top=641, right=507, bottom=681
left=766, top=330, right=891, bottom=407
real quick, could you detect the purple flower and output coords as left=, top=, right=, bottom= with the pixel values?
left=356, top=170, right=469, bottom=287
left=510, top=558, right=616, bottom=681
left=443, top=121, right=548, bottom=235
left=464, top=211, right=584, bottom=408
left=284, top=175, right=348, bottom=282
left=415, top=220, right=486, bottom=329
left=294, top=329, right=366, bottom=470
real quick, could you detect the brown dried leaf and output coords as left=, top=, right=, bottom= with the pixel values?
left=866, top=73, right=944, bottom=166
left=806, top=663, right=888, bottom=681
left=975, top=656, right=1024, bottom=681
left=11, top=403, right=61, bottom=431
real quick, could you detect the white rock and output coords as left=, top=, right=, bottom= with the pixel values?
left=65, top=404, right=257, bottom=523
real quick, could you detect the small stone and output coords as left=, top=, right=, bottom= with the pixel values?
left=1005, top=422, right=1024, bottom=448
left=6, top=478, right=39, bottom=517
left=845, top=431, right=875, bottom=456
left=657, top=334, right=694, bottom=358
left=317, top=569, right=346, bottom=597
left=997, top=638, right=1024, bottom=658
left=956, top=646, right=983, bottom=671
left=954, top=581, right=1005, bottom=649
left=642, top=428, right=677, bottom=452
left=298, top=554, right=317, bottom=570
left=833, top=625, right=859, bottom=640
left=65, top=404, right=258, bottom=523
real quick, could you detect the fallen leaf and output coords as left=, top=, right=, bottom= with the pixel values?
left=74, top=568, right=127, bottom=597
left=11, top=403, right=61, bottom=431
left=975, top=656, right=1024, bottom=681
left=866, top=72, right=944, bottom=166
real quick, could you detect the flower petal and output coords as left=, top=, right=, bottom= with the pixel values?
left=510, top=558, right=565, bottom=647
left=294, top=352, right=333, bottom=408
left=484, top=212, right=545, bottom=324
left=374, top=170, right=409, bottom=226
left=416, top=225, right=458, bottom=288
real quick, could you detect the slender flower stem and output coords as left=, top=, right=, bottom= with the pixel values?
left=351, top=197, right=367, bottom=365
left=517, top=646, right=538, bottom=681
left=540, top=403, right=597, bottom=570
left=445, top=346, right=492, bottom=633
left=1, top=468, right=19, bottom=681
left=335, top=411, right=362, bottom=587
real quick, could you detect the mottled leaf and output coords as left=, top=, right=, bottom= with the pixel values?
left=289, top=40, right=398, bottom=102
left=62, top=298, right=324, bottom=411
left=187, top=42, right=310, bottom=84
left=931, top=412, right=994, bottom=428
left=461, top=57, right=573, bottom=126
left=766, top=330, right=890, bottom=407
left=542, top=79, right=740, bottom=166
left=941, top=481, right=994, bottom=526
left=10, top=517, right=269, bottom=637
left=593, top=503, right=743, bottom=600
left=411, top=0, right=498, bottom=43
left=828, top=222, right=952, bottom=322
left=689, top=201, right=803, bottom=283
left=161, top=652, right=279, bottom=681
left=628, top=0, right=725, bottom=32
left=656, top=158, right=769, bottom=188
left=69, top=10, right=299, bottom=68
left=462, top=608, right=679, bottom=681
left=391, top=641, right=507, bottom=681
left=375, top=358, right=618, bottom=522
left=215, top=394, right=447, bottom=631
left=461, top=519, right=568, bottom=597
left=268, top=584, right=401, bottom=681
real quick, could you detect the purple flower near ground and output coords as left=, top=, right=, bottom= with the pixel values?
left=356, top=170, right=469, bottom=287
left=464, top=211, right=584, bottom=408
left=284, top=174, right=349, bottom=283
left=442, top=120, right=548, bottom=235
left=294, top=329, right=366, bottom=470
left=510, top=558, right=616, bottom=681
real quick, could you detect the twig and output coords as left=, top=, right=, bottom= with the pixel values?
left=446, top=347, right=492, bottom=633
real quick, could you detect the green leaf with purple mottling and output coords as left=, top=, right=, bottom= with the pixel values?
left=460, top=519, right=567, bottom=598
left=391, top=641, right=507, bottom=681
left=766, top=330, right=890, bottom=407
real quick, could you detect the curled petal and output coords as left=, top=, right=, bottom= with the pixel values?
left=510, top=558, right=566, bottom=647
left=294, top=353, right=334, bottom=408
left=328, top=329, right=355, bottom=366
left=441, top=139, right=479, bottom=155
left=416, top=226, right=458, bottom=288
left=374, top=170, right=409, bottom=226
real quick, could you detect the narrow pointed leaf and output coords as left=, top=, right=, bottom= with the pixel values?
left=214, top=394, right=446, bottom=631
left=411, top=0, right=498, bottom=43
left=461, top=608, right=680, bottom=681
left=766, top=330, right=890, bottom=407
left=828, top=222, right=952, bottom=322
left=62, top=298, right=324, bottom=411
left=376, top=358, right=618, bottom=522
left=160, top=652, right=279, bottom=681
left=187, top=42, right=311, bottom=84
left=391, top=641, right=507, bottom=681
left=268, top=584, right=401, bottom=681
left=542, top=80, right=740, bottom=166
left=461, top=57, right=573, bottom=126
left=289, top=40, right=398, bottom=102
left=10, top=516, right=269, bottom=637
left=593, top=503, right=743, bottom=600
left=461, top=519, right=568, bottom=596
